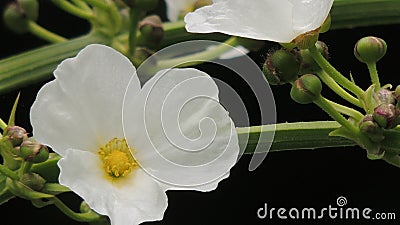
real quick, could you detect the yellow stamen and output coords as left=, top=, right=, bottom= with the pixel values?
left=98, top=138, right=137, bottom=178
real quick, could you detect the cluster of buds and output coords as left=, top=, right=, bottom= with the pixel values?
left=3, top=126, right=49, bottom=164
left=262, top=41, right=328, bottom=86
left=360, top=86, right=400, bottom=144
left=373, top=86, right=400, bottom=129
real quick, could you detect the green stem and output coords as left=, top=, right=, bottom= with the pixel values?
left=0, top=33, right=109, bottom=95
left=367, top=62, right=380, bottom=89
left=0, top=118, right=6, bottom=130
left=309, top=45, right=364, bottom=98
left=50, top=196, right=102, bottom=222
left=237, top=121, right=356, bottom=153
left=0, top=165, right=19, bottom=180
left=18, top=161, right=32, bottom=177
left=51, top=0, right=94, bottom=20
left=27, top=21, right=68, bottom=43
left=314, top=96, right=359, bottom=133
left=327, top=99, right=364, bottom=121
left=128, top=8, right=144, bottom=57
left=156, top=37, right=240, bottom=69
left=317, top=71, right=362, bottom=107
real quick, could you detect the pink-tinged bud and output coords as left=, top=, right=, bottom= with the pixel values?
left=373, top=103, right=400, bottom=129
left=5, top=126, right=27, bottom=147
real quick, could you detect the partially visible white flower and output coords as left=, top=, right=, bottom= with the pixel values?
left=184, top=0, right=334, bottom=43
left=30, top=44, right=239, bottom=225
left=166, top=0, right=250, bottom=59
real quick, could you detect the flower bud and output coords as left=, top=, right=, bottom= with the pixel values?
left=375, top=88, right=395, bottom=105
left=299, top=41, right=329, bottom=74
left=5, top=126, right=28, bottom=147
left=19, top=138, right=49, bottom=163
left=132, top=47, right=155, bottom=66
left=290, top=74, right=322, bottom=104
left=359, top=114, right=384, bottom=142
left=262, top=49, right=300, bottom=85
left=139, top=15, right=164, bottom=48
left=373, top=103, right=400, bottom=129
left=3, top=0, right=39, bottom=34
left=354, top=36, right=387, bottom=64
left=20, top=173, right=46, bottom=191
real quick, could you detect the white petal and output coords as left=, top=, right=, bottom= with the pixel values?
left=123, top=68, right=239, bottom=189
left=184, top=0, right=333, bottom=43
left=30, top=44, right=140, bottom=156
left=166, top=0, right=198, bottom=21
left=58, top=149, right=167, bottom=225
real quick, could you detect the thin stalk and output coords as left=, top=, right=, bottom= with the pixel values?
left=309, top=45, right=364, bottom=98
left=128, top=8, right=144, bottom=57
left=156, top=37, right=240, bottom=69
left=27, top=21, right=68, bottom=43
left=326, top=99, right=364, bottom=121
left=367, top=62, right=380, bottom=90
left=0, top=118, right=6, bottom=130
left=51, top=0, right=94, bottom=20
left=314, top=96, right=359, bottom=133
left=317, top=71, right=362, bottom=107
left=49, top=197, right=102, bottom=222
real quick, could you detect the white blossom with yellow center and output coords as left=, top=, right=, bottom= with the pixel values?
left=184, top=0, right=334, bottom=43
left=30, top=44, right=239, bottom=225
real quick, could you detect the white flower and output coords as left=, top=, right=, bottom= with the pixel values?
left=165, top=0, right=249, bottom=59
left=184, top=0, right=334, bottom=43
left=30, top=44, right=239, bottom=225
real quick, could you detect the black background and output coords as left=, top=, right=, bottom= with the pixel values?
left=1, top=1, right=400, bottom=225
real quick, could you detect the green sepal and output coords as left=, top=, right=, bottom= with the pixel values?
left=31, top=153, right=60, bottom=183
left=6, top=178, right=53, bottom=200
left=361, top=84, right=377, bottom=114
left=7, top=92, right=20, bottom=127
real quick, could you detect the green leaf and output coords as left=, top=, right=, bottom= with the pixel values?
left=31, top=153, right=61, bottom=183
left=0, top=188, right=15, bottom=205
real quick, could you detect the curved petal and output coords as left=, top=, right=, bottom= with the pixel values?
left=184, top=0, right=333, bottom=43
left=58, top=149, right=167, bottom=225
left=166, top=0, right=198, bottom=21
left=123, top=68, right=240, bottom=189
left=30, top=44, right=140, bottom=156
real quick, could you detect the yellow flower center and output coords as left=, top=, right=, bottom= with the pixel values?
left=98, top=138, right=138, bottom=178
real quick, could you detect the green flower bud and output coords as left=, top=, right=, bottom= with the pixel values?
left=3, top=0, right=39, bottom=34
left=299, top=41, right=329, bottom=74
left=290, top=74, right=322, bottom=104
left=375, top=88, right=395, bottom=105
left=359, top=114, right=384, bottom=142
left=20, top=138, right=49, bottom=163
left=139, top=15, right=164, bottom=48
left=262, top=49, right=300, bottom=85
left=123, top=0, right=158, bottom=11
left=5, top=126, right=28, bottom=147
left=373, top=103, right=400, bottom=129
left=354, top=36, right=387, bottom=64
left=20, top=173, right=46, bottom=191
